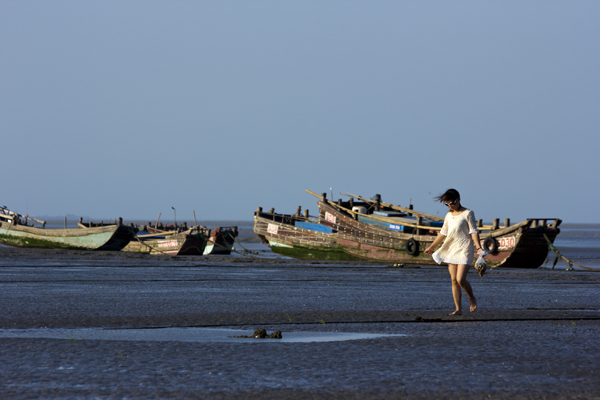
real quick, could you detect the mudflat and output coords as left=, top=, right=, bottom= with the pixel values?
left=1, top=246, right=599, bottom=399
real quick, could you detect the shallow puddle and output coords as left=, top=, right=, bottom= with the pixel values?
left=0, top=327, right=404, bottom=343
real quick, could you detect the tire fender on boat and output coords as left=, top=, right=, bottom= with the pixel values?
left=484, top=237, right=498, bottom=254
left=406, top=238, right=419, bottom=256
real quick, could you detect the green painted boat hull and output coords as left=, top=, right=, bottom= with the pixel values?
left=0, top=222, right=134, bottom=250
left=269, top=241, right=362, bottom=261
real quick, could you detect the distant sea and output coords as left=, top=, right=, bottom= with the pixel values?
left=547, top=223, right=600, bottom=271
left=554, top=223, right=600, bottom=249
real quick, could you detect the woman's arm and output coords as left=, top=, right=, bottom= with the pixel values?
left=425, top=213, right=449, bottom=254
left=466, top=211, right=484, bottom=253
left=471, top=232, right=484, bottom=252
left=424, top=233, right=445, bottom=254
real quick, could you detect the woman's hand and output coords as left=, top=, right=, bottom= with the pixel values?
left=424, top=233, right=445, bottom=255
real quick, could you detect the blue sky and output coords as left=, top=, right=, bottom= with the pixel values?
left=1, top=1, right=598, bottom=223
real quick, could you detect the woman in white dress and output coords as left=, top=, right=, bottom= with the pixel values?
left=424, top=189, right=485, bottom=315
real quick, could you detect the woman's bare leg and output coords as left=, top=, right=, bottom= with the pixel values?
left=456, top=264, right=477, bottom=312
left=448, top=264, right=462, bottom=315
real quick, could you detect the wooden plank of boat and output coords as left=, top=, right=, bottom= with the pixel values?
left=307, top=189, right=499, bottom=230
left=307, top=190, right=444, bottom=231
left=338, top=190, right=445, bottom=222
left=0, top=219, right=134, bottom=251
left=253, top=208, right=362, bottom=261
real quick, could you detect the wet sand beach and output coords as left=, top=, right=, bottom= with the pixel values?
left=1, top=245, right=600, bottom=399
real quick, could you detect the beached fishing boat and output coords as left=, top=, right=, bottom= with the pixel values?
left=122, top=227, right=210, bottom=256
left=203, top=226, right=238, bottom=255
left=140, top=220, right=237, bottom=255
left=253, top=207, right=361, bottom=261
left=0, top=207, right=135, bottom=251
left=308, top=190, right=562, bottom=269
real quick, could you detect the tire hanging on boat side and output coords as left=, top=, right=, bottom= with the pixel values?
left=484, top=237, right=498, bottom=253
left=406, top=238, right=419, bottom=256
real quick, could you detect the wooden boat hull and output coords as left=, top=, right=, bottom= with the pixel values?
left=0, top=221, right=134, bottom=251
left=253, top=211, right=361, bottom=261
left=203, top=227, right=238, bottom=255
left=123, top=231, right=208, bottom=256
left=484, top=223, right=560, bottom=269
left=318, top=201, right=561, bottom=269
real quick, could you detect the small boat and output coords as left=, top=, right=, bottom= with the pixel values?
left=253, top=206, right=362, bottom=261
left=203, top=226, right=238, bottom=255
left=308, top=190, right=562, bottom=269
left=122, top=226, right=210, bottom=256
left=0, top=207, right=135, bottom=251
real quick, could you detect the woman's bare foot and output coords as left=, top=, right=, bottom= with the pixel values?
left=448, top=310, right=462, bottom=316
left=470, top=298, right=478, bottom=313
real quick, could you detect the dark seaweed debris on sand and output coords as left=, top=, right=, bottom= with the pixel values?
left=233, top=328, right=283, bottom=339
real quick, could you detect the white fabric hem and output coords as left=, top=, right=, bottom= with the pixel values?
left=432, top=254, right=473, bottom=266
left=469, top=229, right=478, bottom=234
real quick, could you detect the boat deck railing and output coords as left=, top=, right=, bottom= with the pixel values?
left=486, top=218, right=561, bottom=230
left=0, top=207, right=46, bottom=228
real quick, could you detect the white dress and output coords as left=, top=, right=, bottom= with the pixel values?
left=432, top=209, right=478, bottom=266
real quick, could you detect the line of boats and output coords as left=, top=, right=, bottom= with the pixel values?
left=252, top=190, right=562, bottom=269
left=0, top=206, right=237, bottom=256
left=0, top=190, right=563, bottom=269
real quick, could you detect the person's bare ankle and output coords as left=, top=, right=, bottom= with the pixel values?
left=470, top=298, right=478, bottom=312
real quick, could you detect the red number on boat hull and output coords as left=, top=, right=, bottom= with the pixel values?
left=498, top=236, right=515, bottom=249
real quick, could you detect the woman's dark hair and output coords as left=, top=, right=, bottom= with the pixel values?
left=435, top=189, right=460, bottom=203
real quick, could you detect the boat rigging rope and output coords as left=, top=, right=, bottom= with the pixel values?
left=207, top=230, right=259, bottom=257
left=228, top=232, right=262, bottom=257
left=542, top=233, right=599, bottom=272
